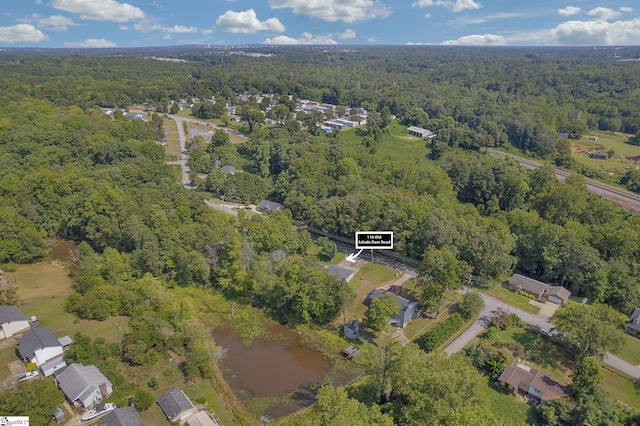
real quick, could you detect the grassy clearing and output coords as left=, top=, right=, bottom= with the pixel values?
left=482, top=376, right=537, bottom=425
left=10, top=262, right=78, bottom=329
left=571, top=131, right=639, bottom=174
left=57, top=316, right=130, bottom=344
left=0, top=347, right=18, bottom=382
left=614, top=334, right=640, bottom=366
left=478, top=285, right=541, bottom=315
left=339, top=121, right=433, bottom=169
left=601, top=366, right=640, bottom=409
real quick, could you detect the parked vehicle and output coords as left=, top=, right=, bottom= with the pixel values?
left=17, top=370, right=39, bottom=382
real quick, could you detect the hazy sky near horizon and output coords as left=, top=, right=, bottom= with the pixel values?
left=1, top=0, right=639, bottom=48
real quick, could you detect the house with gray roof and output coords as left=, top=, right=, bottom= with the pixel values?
left=257, top=199, right=284, bottom=214
left=157, top=389, right=194, bottom=423
left=625, top=308, right=640, bottom=339
left=508, top=274, right=571, bottom=305
left=55, top=363, right=113, bottom=409
left=18, top=327, right=67, bottom=366
left=98, top=407, right=144, bottom=426
left=0, top=306, right=30, bottom=339
left=365, top=289, right=420, bottom=329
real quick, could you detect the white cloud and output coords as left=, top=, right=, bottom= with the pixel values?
left=64, top=37, right=117, bottom=47
left=133, top=22, right=198, bottom=33
left=451, top=11, right=540, bottom=27
left=216, top=9, right=284, bottom=34
left=620, top=7, right=633, bottom=13
left=263, top=32, right=337, bottom=44
left=441, top=33, right=506, bottom=45
left=412, top=0, right=481, bottom=12
left=558, top=6, right=581, bottom=17
left=367, top=36, right=379, bottom=43
left=268, top=0, right=392, bottom=23
left=18, top=14, right=79, bottom=31
left=338, top=29, right=356, bottom=39
left=0, top=24, right=47, bottom=42
left=50, top=0, right=145, bottom=22
left=425, top=13, right=432, bottom=18
left=549, top=18, right=640, bottom=45
left=587, top=7, right=621, bottom=21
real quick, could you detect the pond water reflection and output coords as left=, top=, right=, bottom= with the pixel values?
left=214, top=326, right=330, bottom=398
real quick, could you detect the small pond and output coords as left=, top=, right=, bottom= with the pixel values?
left=214, top=325, right=330, bottom=399
left=48, top=240, right=79, bottom=263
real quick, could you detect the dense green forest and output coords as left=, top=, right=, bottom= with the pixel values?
left=1, top=46, right=640, bottom=425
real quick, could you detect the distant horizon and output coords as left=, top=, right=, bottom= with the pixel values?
left=1, top=1, right=639, bottom=48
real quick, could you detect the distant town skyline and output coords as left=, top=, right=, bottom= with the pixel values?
left=0, top=0, right=639, bottom=48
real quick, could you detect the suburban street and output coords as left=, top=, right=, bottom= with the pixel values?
left=165, top=115, right=191, bottom=188
left=443, top=290, right=640, bottom=379
left=485, top=148, right=640, bottom=212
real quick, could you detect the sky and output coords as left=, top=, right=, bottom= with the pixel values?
left=0, top=0, right=639, bottom=48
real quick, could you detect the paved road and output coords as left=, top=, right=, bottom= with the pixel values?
left=443, top=290, right=640, bottom=378
left=485, top=148, right=640, bottom=212
left=166, top=115, right=191, bottom=187
left=203, top=199, right=239, bottom=216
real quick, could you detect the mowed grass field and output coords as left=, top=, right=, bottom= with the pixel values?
left=7, top=262, right=128, bottom=342
left=339, top=121, right=434, bottom=169
left=571, top=130, right=640, bottom=173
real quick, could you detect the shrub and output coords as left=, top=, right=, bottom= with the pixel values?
left=421, top=313, right=464, bottom=352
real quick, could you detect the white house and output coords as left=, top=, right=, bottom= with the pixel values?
left=55, top=363, right=113, bottom=408
left=18, top=327, right=67, bottom=366
left=0, top=306, right=30, bottom=339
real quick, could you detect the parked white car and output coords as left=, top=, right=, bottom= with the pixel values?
left=17, top=370, right=39, bottom=382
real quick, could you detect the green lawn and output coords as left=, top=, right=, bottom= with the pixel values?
left=339, top=121, right=434, bottom=169
left=571, top=131, right=640, bottom=174
left=479, top=285, right=541, bottom=315
left=10, top=262, right=78, bottom=329
left=0, top=347, right=18, bottom=383
left=483, top=376, right=537, bottom=425
left=601, top=366, right=640, bottom=409
left=614, top=333, right=640, bottom=366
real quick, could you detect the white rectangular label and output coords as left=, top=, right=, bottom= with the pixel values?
left=355, top=231, right=393, bottom=249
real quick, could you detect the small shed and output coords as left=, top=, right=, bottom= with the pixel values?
left=40, top=356, right=67, bottom=377
left=342, top=345, right=360, bottom=360
left=327, top=265, right=355, bottom=283
left=53, top=407, right=65, bottom=424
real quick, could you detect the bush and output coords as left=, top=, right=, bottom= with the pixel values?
left=132, top=388, right=154, bottom=412
left=455, top=292, right=484, bottom=320
left=421, top=313, right=464, bottom=352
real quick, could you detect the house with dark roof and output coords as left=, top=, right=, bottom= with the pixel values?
left=18, top=327, right=68, bottom=366
left=0, top=306, right=30, bottom=339
left=157, top=389, right=194, bottom=423
left=625, top=308, right=640, bottom=339
left=508, top=274, right=571, bottom=305
left=327, top=265, right=355, bottom=282
left=365, top=288, right=420, bottom=329
left=257, top=199, right=284, bottom=214
left=98, top=407, right=144, bottom=426
left=55, top=363, right=113, bottom=409
left=498, top=364, right=568, bottom=403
